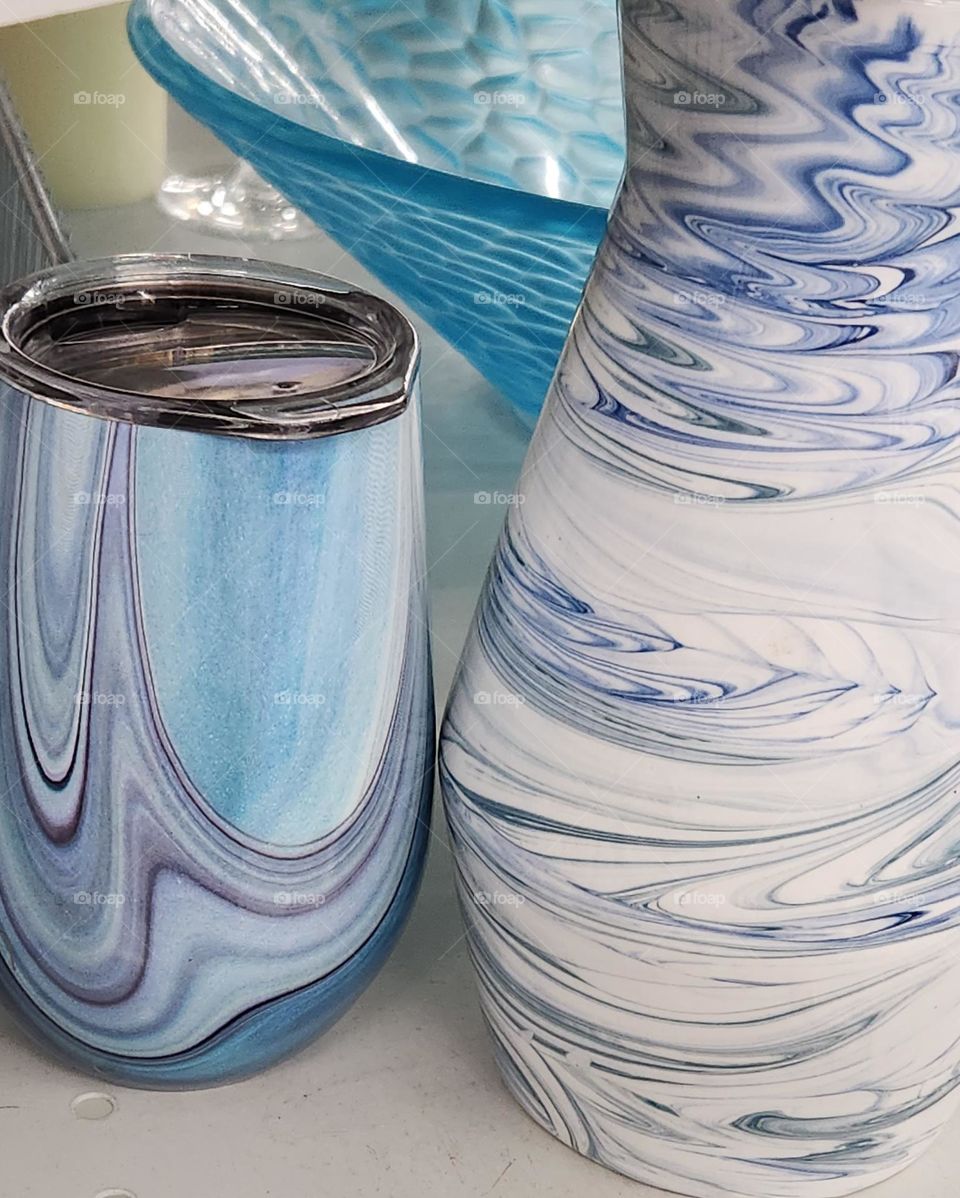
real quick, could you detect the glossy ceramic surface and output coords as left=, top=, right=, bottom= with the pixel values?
left=440, top=0, right=960, bottom=1192
left=128, top=0, right=625, bottom=427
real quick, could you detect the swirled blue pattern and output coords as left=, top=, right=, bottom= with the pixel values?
left=441, top=0, right=960, bottom=1193
left=0, top=385, right=433, bottom=1088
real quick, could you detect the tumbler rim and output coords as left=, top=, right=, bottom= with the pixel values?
left=0, top=253, right=419, bottom=439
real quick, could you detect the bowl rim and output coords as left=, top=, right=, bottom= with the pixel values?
left=127, top=2, right=619, bottom=227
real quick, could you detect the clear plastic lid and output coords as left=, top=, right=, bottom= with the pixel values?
left=0, top=253, right=419, bottom=439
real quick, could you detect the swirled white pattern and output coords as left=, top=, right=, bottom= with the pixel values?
left=440, top=1, right=960, bottom=1193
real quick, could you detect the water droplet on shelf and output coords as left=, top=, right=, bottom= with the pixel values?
left=70, top=1092, right=116, bottom=1121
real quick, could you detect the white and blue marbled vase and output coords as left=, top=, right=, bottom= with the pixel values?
left=0, top=255, right=434, bottom=1088
left=440, top=1, right=960, bottom=1193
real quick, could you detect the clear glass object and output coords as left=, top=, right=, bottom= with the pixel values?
left=158, top=159, right=315, bottom=241
left=128, top=0, right=625, bottom=427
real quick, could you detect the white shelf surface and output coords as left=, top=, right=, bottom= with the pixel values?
left=0, top=0, right=115, bottom=26
left=1, top=200, right=957, bottom=1198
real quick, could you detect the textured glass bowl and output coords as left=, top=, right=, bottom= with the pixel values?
left=128, top=0, right=624, bottom=427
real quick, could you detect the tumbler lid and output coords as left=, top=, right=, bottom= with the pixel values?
left=0, top=254, right=419, bottom=439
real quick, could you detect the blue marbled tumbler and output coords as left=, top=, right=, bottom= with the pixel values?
left=441, top=1, right=960, bottom=1195
left=0, top=251, right=433, bottom=1083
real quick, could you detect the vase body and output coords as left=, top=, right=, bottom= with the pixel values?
left=0, top=256, right=433, bottom=1088
left=440, top=1, right=960, bottom=1193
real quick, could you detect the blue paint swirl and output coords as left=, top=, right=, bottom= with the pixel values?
left=441, top=1, right=960, bottom=1192
left=0, top=387, right=433, bottom=1088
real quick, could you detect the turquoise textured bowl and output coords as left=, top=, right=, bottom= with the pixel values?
left=128, top=0, right=624, bottom=427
